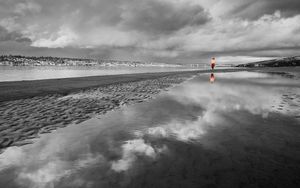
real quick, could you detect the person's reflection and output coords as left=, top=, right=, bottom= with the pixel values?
left=210, top=73, right=215, bottom=83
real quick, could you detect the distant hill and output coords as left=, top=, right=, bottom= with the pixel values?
left=0, top=55, right=182, bottom=67
left=236, top=56, right=300, bottom=67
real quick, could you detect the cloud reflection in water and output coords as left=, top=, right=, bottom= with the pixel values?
left=0, top=71, right=299, bottom=188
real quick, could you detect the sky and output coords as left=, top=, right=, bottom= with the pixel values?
left=0, top=0, right=300, bottom=64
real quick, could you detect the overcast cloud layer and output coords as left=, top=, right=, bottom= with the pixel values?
left=0, top=0, right=299, bottom=64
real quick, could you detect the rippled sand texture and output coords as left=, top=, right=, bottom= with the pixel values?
left=0, top=74, right=193, bottom=150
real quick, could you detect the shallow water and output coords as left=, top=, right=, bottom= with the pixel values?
left=0, top=66, right=196, bottom=82
left=0, top=71, right=299, bottom=188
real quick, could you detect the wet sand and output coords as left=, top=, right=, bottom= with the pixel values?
left=0, top=69, right=299, bottom=188
left=0, top=68, right=297, bottom=150
left=0, top=72, right=195, bottom=151
left=0, top=69, right=250, bottom=151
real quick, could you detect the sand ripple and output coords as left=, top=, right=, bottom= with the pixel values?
left=0, top=74, right=193, bottom=151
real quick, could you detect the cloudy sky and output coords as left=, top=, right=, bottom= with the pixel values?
left=0, top=0, right=300, bottom=64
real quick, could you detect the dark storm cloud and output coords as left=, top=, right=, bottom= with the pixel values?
left=0, top=0, right=211, bottom=49
left=229, top=0, right=300, bottom=20
left=1, top=0, right=210, bottom=35
left=0, top=26, right=31, bottom=43
left=120, top=0, right=210, bottom=34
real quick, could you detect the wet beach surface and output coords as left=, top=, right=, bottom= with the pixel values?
left=0, top=70, right=300, bottom=188
left=0, top=73, right=193, bottom=150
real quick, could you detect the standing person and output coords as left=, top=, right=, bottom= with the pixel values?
left=211, top=57, right=216, bottom=70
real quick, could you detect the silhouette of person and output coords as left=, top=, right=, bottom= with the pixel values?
left=211, top=57, right=216, bottom=70
left=210, top=73, right=215, bottom=83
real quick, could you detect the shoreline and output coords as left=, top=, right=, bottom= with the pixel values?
left=0, top=68, right=245, bottom=102
left=0, top=67, right=297, bottom=154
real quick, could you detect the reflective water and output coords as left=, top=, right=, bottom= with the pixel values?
left=0, top=66, right=196, bottom=82
left=0, top=71, right=299, bottom=188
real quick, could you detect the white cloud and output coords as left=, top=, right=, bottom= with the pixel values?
left=32, top=26, right=78, bottom=48
left=216, top=56, right=273, bottom=64
left=147, top=127, right=168, bottom=137
left=111, top=139, right=159, bottom=172
left=79, top=27, right=138, bottom=48
left=14, top=1, right=41, bottom=15
left=15, top=152, right=103, bottom=188
left=146, top=118, right=207, bottom=142
left=182, top=12, right=300, bottom=52
left=0, top=124, right=105, bottom=188
left=0, top=146, right=25, bottom=170
left=18, top=160, right=72, bottom=188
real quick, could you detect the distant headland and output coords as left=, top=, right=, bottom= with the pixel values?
left=236, top=56, right=300, bottom=67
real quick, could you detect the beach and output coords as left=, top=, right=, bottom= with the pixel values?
left=0, top=67, right=299, bottom=188
left=1, top=69, right=231, bottom=150
left=1, top=0, right=300, bottom=186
